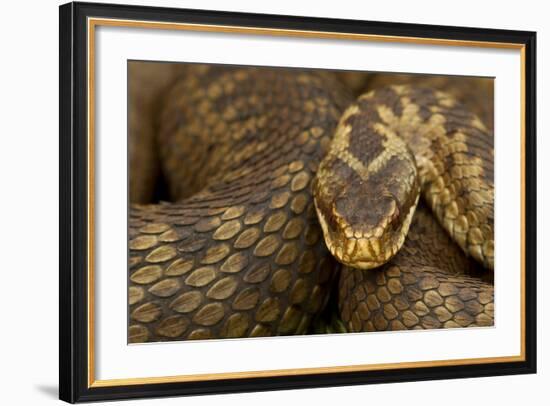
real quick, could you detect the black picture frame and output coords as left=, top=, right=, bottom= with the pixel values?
left=59, top=1, right=537, bottom=403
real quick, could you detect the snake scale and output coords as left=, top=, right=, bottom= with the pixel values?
left=128, top=64, right=494, bottom=342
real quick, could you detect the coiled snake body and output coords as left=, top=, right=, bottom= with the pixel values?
left=128, top=65, right=494, bottom=342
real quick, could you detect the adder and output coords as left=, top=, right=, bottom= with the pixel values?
left=127, top=64, right=494, bottom=342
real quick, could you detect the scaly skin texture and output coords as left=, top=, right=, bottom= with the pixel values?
left=366, top=73, right=494, bottom=131
left=313, top=93, right=420, bottom=269
left=338, top=205, right=494, bottom=332
left=128, top=64, right=494, bottom=342
left=128, top=66, right=350, bottom=342
left=315, top=85, right=494, bottom=270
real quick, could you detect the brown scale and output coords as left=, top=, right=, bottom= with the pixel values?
left=128, top=66, right=351, bottom=342
left=366, top=73, right=494, bottom=131
left=367, top=86, right=494, bottom=269
left=330, top=72, right=494, bottom=132
left=322, top=85, right=493, bottom=333
left=314, top=82, right=494, bottom=333
left=338, top=204, right=494, bottom=332
left=314, top=85, right=494, bottom=271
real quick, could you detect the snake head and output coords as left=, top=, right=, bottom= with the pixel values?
left=314, top=172, right=419, bottom=270
left=312, top=103, right=420, bottom=269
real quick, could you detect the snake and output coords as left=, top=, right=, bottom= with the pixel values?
left=127, top=64, right=494, bottom=342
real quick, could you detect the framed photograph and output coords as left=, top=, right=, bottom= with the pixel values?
left=59, top=1, right=537, bottom=403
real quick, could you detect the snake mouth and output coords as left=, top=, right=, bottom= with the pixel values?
left=338, top=237, right=399, bottom=269
left=314, top=193, right=419, bottom=270
left=323, top=232, right=403, bottom=270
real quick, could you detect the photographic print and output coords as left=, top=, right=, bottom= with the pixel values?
left=127, top=62, right=495, bottom=343
left=60, top=2, right=535, bottom=401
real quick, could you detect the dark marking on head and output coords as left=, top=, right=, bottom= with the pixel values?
left=333, top=154, right=417, bottom=236
left=347, top=113, right=388, bottom=167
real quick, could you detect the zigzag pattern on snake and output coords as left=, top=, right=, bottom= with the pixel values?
left=127, top=64, right=494, bottom=342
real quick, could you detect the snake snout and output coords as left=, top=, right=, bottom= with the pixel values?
left=313, top=189, right=410, bottom=270
left=339, top=191, right=398, bottom=238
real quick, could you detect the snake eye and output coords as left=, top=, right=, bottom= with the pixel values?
left=380, top=192, right=400, bottom=230
left=390, top=206, right=401, bottom=230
